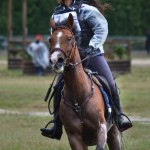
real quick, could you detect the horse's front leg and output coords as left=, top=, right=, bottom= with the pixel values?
left=67, top=133, right=88, bottom=150
left=107, top=124, right=122, bottom=150
left=96, top=122, right=107, bottom=150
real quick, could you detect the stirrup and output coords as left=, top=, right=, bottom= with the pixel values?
left=40, top=120, right=62, bottom=140
left=41, top=120, right=56, bottom=137
left=41, top=128, right=62, bottom=140
left=44, top=120, right=55, bottom=128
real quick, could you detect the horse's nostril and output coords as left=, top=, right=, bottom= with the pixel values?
left=58, top=58, right=64, bottom=63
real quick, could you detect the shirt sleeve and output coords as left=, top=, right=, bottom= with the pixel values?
left=82, top=4, right=108, bottom=49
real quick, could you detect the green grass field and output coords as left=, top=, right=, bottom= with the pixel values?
left=0, top=51, right=150, bottom=150
left=0, top=114, right=149, bottom=150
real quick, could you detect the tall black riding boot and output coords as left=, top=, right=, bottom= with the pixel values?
left=112, top=87, right=132, bottom=132
left=40, top=82, right=63, bottom=140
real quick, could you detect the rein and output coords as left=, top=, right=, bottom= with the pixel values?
left=68, top=55, right=90, bottom=68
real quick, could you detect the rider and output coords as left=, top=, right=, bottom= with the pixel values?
left=40, top=0, right=132, bottom=140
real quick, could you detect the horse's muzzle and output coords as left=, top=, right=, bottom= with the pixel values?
left=50, top=57, right=65, bottom=73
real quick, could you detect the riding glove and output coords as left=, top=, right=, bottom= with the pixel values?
left=82, top=46, right=96, bottom=57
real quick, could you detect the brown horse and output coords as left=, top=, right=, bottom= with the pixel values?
left=49, top=14, right=122, bottom=150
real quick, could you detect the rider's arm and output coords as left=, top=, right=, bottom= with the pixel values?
left=81, top=4, right=108, bottom=50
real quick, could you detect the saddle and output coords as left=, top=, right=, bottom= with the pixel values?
left=84, top=68, right=113, bottom=122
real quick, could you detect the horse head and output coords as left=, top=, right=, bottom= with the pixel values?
left=49, top=14, right=76, bottom=73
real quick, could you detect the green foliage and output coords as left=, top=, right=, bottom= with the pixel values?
left=12, top=0, right=22, bottom=34
left=0, top=0, right=8, bottom=35
left=114, top=46, right=125, bottom=59
left=0, top=0, right=150, bottom=35
left=20, top=51, right=32, bottom=60
left=106, top=0, right=150, bottom=35
left=0, top=0, right=57, bottom=36
left=27, top=0, right=57, bottom=35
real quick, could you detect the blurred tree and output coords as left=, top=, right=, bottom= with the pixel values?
left=106, top=0, right=143, bottom=35
left=12, top=0, right=22, bottom=35
left=27, top=0, right=57, bottom=35
left=0, top=0, right=8, bottom=35
left=0, top=0, right=149, bottom=36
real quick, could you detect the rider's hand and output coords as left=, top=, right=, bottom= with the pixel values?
left=85, top=46, right=95, bottom=56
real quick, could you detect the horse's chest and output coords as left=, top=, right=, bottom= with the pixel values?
left=60, top=98, right=101, bottom=145
left=60, top=101, right=99, bottom=129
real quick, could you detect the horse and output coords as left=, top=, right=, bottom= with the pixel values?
left=49, top=14, right=122, bottom=150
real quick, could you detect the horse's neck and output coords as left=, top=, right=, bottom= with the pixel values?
left=64, top=48, right=91, bottom=102
left=64, top=48, right=86, bottom=85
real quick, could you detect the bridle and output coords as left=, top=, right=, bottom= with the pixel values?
left=50, top=26, right=76, bottom=67
left=50, top=26, right=90, bottom=68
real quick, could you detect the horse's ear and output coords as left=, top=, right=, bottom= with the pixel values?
left=66, top=13, right=74, bottom=29
left=50, top=18, right=56, bottom=30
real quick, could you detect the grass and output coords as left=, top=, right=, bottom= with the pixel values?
left=0, top=51, right=150, bottom=149
left=116, top=66, right=150, bottom=118
left=0, top=114, right=70, bottom=150
left=0, top=63, right=54, bottom=112
left=0, top=61, right=150, bottom=118
left=0, top=114, right=149, bottom=150
left=122, top=122, right=150, bottom=150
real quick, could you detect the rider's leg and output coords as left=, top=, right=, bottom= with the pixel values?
left=88, top=54, right=132, bottom=132
left=40, top=74, right=63, bottom=140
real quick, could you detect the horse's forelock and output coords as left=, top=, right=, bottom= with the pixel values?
left=52, top=26, right=74, bottom=35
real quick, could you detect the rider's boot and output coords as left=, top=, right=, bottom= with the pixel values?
left=40, top=85, right=63, bottom=140
left=40, top=114, right=62, bottom=140
left=112, top=87, right=132, bottom=132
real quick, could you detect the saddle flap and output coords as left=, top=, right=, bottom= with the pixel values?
left=84, top=68, right=112, bottom=98
left=94, top=74, right=112, bottom=98
left=84, top=68, right=113, bottom=122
